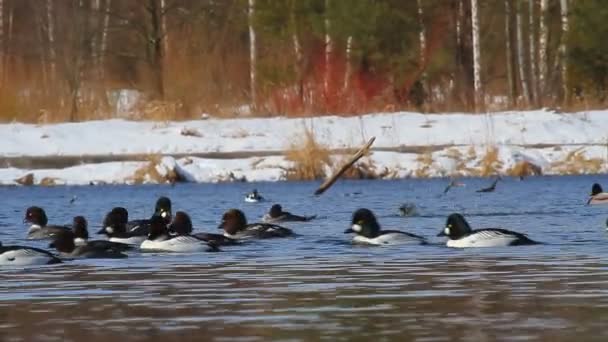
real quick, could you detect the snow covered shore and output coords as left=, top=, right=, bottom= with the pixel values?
left=2, top=109, right=608, bottom=185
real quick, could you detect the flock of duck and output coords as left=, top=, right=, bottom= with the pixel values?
left=2, top=182, right=608, bottom=266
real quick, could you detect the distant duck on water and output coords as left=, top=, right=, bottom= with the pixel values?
left=245, top=189, right=264, bottom=203
left=588, top=183, right=608, bottom=205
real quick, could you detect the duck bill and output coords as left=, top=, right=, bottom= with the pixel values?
left=437, top=230, right=447, bottom=237
left=96, top=227, right=106, bottom=234
left=217, top=222, right=225, bottom=230
left=343, top=228, right=354, bottom=234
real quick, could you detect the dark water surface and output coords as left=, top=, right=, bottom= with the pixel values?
left=1, top=176, right=608, bottom=341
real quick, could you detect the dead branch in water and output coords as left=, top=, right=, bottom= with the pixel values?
left=314, top=137, right=376, bottom=196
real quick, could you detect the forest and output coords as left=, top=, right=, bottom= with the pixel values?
left=0, top=0, right=604, bottom=122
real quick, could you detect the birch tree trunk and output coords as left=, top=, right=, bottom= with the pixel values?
left=470, top=0, right=483, bottom=111
left=99, top=0, right=111, bottom=81
left=46, top=0, right=57, bottom=84
left=528, top=0, right=537, bottom=105
left=516, top=0, right=531, bottom=105
left=343, top=36, right=353, bottom=93
left=290, top=0, right=303, bottom=105
left=559, top=0, right=569, bottom=104
left=248, top=0, right=256, bottom=108
left=538, top=0, right=548, bottom=103
left=505, top=0, right=514, bottom=106
left=160, top=0, right=169, bottom=58
left=324, top=0, right=332, bottom=97
left=417, top=0, right=426, bottom=66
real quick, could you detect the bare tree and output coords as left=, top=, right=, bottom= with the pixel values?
left=471, top=0, right=483, bottom=111
left=559, top=0, right=569, bottom=104
left=99, top=0, right=112, bottom=81
left=248, top=0, right=256, bottom=108
left=324, top=0, right=332, bottom=97
left=528, top=0, right=538, bottom=104
left=343, top=36, right=353, bottom=93
left=538, top=0, right=548, bottom=103
left=505, top=0, right=515, bottom=106
left=46, top=0, right=57, bottom=83
left=516, top=0, right=531, bottom=105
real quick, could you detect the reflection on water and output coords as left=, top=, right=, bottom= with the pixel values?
left=1, top=176, right=608, bottom=340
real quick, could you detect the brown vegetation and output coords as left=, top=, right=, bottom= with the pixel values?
left=284, top=128, right=331, bottom=180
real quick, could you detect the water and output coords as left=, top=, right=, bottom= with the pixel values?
left=1, top=176, right=608, bottom=341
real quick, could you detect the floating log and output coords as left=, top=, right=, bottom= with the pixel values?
left=314, top=137, right=376, bottom=196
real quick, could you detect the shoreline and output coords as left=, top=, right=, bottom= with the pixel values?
left=3, top=110, right=608, bottom=185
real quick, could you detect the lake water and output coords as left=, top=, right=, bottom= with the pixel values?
left=1, top=176, right=608, bottom=341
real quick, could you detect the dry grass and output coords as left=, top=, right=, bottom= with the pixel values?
left=550, top=148, right=603, bottom=174
left=127, top=155, right=183, bottom=184
left=507, top=160, right=543, bottom=178
left=284, top=128, right=332, bottom=180
left=414, top=150, right=434, bottom=178
left=477, top=146, right=503, bottom=177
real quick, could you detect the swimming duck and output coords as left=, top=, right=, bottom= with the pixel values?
left=168, top=211, right=238, bottom=246
left=23, top=206, right=71, bottom=240
left=50, top=230, right=128, bottom=258
left=219, top=209, right=293, bottom=239
left=141, top=215, right=219, bottom=252
left=262, top=204, right=316, bottom=223
left=72, top=216, right=132, bottom=252
left=345, top=208, right=427, bottom=245
left=0, top=243, right=61, bottom=266
left=245, top=189, right=264, bottom=203
left=437, top=213, right=539, bottom=247
left=104, top=197, right=173, bottom=236
left=587, top=183, right=608, bottom=205
left=398, top=203, right=419, bottom=217
left=97, top=210, right=147, bottom=245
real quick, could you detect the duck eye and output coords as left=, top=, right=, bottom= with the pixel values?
left=357, top=220, right=364, bottom=225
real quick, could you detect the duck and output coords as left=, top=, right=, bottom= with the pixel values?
left=97, top=210, right=147, bottom=245
left=398, top=203, right=418, bottom=217
left=262, top=204, right=316, bottom=223
left=141, top=215, right=219, bottom=252
left=218, top=209, right=293, bottom=239
left=587, top=183, right=608, bottom=205
left=23, top=206, right=71, bottom=240
left=0, top=243, right=62, bottom=266
left=104, top=197, right=173, bottom=236
left=168, top=211, right=238, bottom=246
left=245, top=189, right=264, bottom=203
left=49, top=230, right=128, bottom=258
left=437, top=213, right=539, bottom=247
left=71, top=216, right=133, bottom=252
left=344, top=208, right=427, bottom=245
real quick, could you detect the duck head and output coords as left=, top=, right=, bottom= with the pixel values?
left=218, top=209, right=247, bottom=235
left=155, top=197, right=172, bottom=223
left=591, top=183, right=603, bottom=196
left=24, top=206, right=48, bottom=226
left=99, top=209, right=127, bottom=236
left=438, top=213, right=472, bottom=239
left=269, top=204, right=283, bottom=218
left=72, top=216, right=89, bottom=240
left=49, top=230, right=76, bottom=253
left=345, top=208, right=381, bottom=239
left=168, top=211, right=193, bottom=235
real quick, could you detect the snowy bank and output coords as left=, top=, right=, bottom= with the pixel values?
left=2, top=109, right=608, bottom=185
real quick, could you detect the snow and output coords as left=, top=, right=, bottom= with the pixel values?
left=1, top=109, right=608, bottom=185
